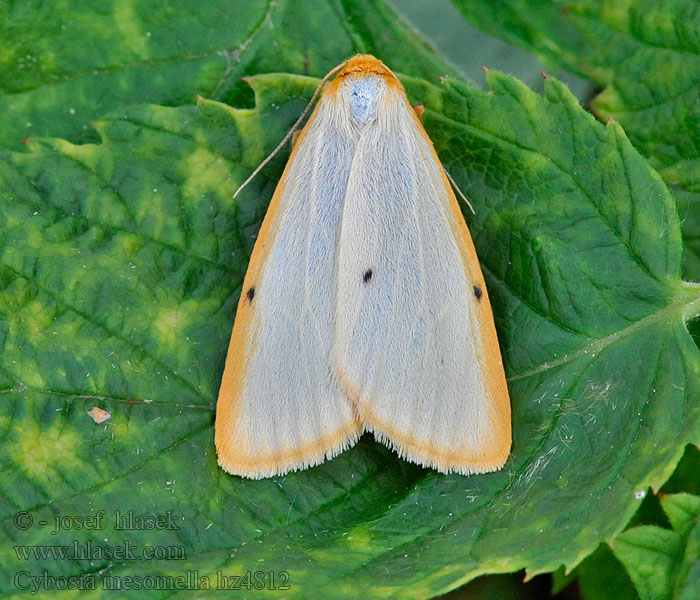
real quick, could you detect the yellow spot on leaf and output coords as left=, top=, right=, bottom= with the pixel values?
left=12, top=421, right=82, bottom=482
left=153, top=307, right=184, bottom=346
left=113, top=0, right=150, bottom=58
left=180, top=147, right=236, bottom=200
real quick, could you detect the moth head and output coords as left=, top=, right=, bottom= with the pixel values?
left=326, top=54, right=403, bottom=125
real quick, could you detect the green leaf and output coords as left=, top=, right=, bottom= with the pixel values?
left=674, top=187, right=700, bottom=344
left=0, top=0, right=456, bottom=149
left=661, top=493, right=700, bottom=533
left=675, top=188, right=700, bottom=281
left=450, top=0, right=700, bottom=192
left=553, top=545, right=639, bottom=600
left=389, top=0, right=595, bottom=101
left=558, top=451, right=700, bottom=600
left=2, top=67, right=700, bottom=598
left=611, top=493, right=700, bottom=600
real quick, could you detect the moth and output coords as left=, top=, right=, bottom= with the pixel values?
left=215, top=55, right=511, bottom=478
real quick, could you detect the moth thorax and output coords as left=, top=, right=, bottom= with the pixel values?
left=346, top=75, right=385, bottom=125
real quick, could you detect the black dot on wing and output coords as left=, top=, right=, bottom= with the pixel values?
left=246, top=286, right=255, bottom=301
left=363, top=269, right=373, bottom=283
left=473, top=285, right=482, bottom=301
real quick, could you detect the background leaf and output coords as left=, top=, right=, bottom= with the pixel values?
left=450, top=0, right=700, bottom=192
left=388, top=0, right=594, bottom=100
left=0, top=0, right=456, bottom=149
left=554, top=445, right=700, bottom=600
left=553, top=545, right=639, bottom=600
left=677, top=189, right=700, bottom=280
left=611, top=494, right=700, bottom=600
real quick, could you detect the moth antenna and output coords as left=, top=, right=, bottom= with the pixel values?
left=233, top=60, right=349, bottom=199
left=444, top=168, right=476, bottom=215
